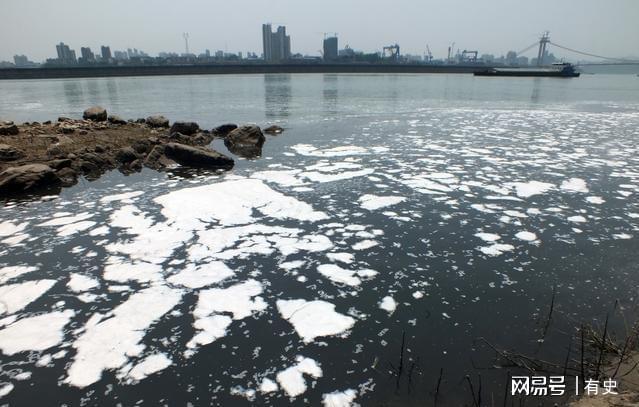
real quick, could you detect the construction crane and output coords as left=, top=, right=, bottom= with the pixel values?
left=183, top=32, right=190, bottom=55
left=383, top=44, right=400, bottom=61
left=425, top=44, right=433, bottom=62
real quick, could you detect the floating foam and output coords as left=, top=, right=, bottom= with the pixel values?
left=67, top=273, right=99, bottom=292
left=0, top=280, right=56, bottom=315
left=277, top=299, right=355, bottom=343
left=65, top=285, right=182, bottom=388
left=0, top=266, right=37, bottom=284
left=125, top=353, right=172, bottom=381
left=322, top=389, right=358, bottom=407
left=0, top=310, right=74, bottom=355
left=560, top=178, right=588, bottom=193
left=167, top=262, right=234, bottom=289
left=508, top=181, right=554, bottom=198
left=276, top=356, right=323, bottom=397
left=358, top=194, right=406, bottom=211
left=379, top=296, right=397, bottom=313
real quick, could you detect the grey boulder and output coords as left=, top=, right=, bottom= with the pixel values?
left=170, top=121, right=199, bottom=135
left=164, top=142, right=234, bottom=169
left=83, top=106, right=108, bottom=122
left=146, top=115, right=170, bottom=128
left=0, top=164, right=61, bottom=193
left=224, top=125, right=265, bottom=159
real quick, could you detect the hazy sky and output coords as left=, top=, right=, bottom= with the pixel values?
left=2, top=0, right=638, bottom=62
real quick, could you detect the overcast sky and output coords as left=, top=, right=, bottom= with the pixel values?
left=2, top=0, right=638, bottom=62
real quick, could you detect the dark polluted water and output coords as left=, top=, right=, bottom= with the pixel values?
left=0, top=74, right=639, bottom=406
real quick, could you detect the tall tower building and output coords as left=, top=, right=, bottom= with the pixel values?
left=262, top=24, right=291, bottom=62
left=323, top=36, right=338, bottom=61
left=55, top=42, right=77, bottom=64
left=101, top=46, right=112, bottom=60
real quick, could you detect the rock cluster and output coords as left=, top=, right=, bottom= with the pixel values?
left=0, top=107, right=286, bottom=196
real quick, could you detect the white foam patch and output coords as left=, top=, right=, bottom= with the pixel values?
left=322, top=389, right=358, bottom=407
left=99, top=191, right=144, bottom=203
left=0, top=266, right=37, bottom=284
left=0, top=310, right=74, bottom=355
left=515, top=231, right=538, bottom=241
left=567, top=215, right=587, bottom=223
left=103, top=260, right=163, bottom=284
left=301, top=169, right=374, bottom=183
left=67, top=273, right=99, bottom=292
left=352, top=240, right=378, bottom=251
left=326, top=252, right=355, bottom=264
left=379, top=296, right=397, bottom=313
left=64, top=285, right=182, bottom=388
left=276, top=356, right=323, bottom=397
left=37, top=212, right=93, bottom=227
left=167, top=262, right=234, bottom=289
left=57, top=221, right=97, bottom=237
left=0, top=383, right=14, bottom=397
left=560, top=178, right=589, bottom=193
left=260, top=377, right=279, bottom=393
left=0, top=280, right=56, bottom=315
left=155, top=179, right=327, bottom=227
left=358, top=194, right=406, bottom=211
left=0, top=221, right=28, bottom=237
left=187, top=280, right=266, bottom=350
left=509, top=181, right=554, bottom=198
left=318, top=264, right=378, bottom=286
left=586, top=196, right=605, bottom=204
left=478, top=244, right=515, bottom=256
left=186, top=315, right=232, bottom=349
left=277, top=299, right=355, bottom=343
left=251, top=170, right=307, bottom=187
left=474, top=232, right=501, bottom=242
left=125, top=353, right=172, bottom=381
left=193, top=280, right=267, bottom=321
left=292, top=144, right=368, bottom=157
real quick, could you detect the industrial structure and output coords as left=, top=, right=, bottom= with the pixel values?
left=262, top=24, right=291, bottom=62
left=323, top=34, right=338, bottom=61
left=382, top=44, right=400, bottom=61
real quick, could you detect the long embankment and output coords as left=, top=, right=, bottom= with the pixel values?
left=0, top=63, right=484, bottom=80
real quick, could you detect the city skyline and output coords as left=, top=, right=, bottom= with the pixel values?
left=1, top=0, right=638, bottom=63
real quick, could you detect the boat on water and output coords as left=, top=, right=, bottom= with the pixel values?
left=474, top=62, right=580, bottom=78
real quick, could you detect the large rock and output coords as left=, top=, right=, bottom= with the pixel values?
left=224, top=125, right=265, bottom=159
left=170, top=121, right=199, bottom=136
left=164, top=143, right=234, bottom=169
left=108, top=115, right=127, bottom=125
left=83, top=106, right=107, bottom=122
left=0, top=164, right=61, bottom=193
left=0, top=124, right=19, bottom=136
left=212, top=123, right=238, bottom=137
left=115, top=147, right=139, bottom=163
left=146, top=115, right=170, bottom=128
left=263, top=125, right=284, bottom=134
left=0, top=144, right=24, bottom=161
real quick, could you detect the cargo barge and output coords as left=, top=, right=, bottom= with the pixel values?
left=474, top=63, right=580, bottom=78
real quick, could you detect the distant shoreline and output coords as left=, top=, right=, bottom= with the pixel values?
left=0, top=63, right=484, bottom=80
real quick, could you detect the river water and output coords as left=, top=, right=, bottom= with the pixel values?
left=1, top=73, right=639, bottom=406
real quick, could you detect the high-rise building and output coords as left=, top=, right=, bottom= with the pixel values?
left=101, top=46, right=112, bottom=60
left=323, top=36, right=338, bottom=61
left=80, top=47, right=95, bottom=62
left=55, top=42, right=77, bottom=64
left=13, top=55, right=29, bottom=67
left=262, top=24, right=291, bottom=62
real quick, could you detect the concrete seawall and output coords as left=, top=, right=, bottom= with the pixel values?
left=0, top=63, right=484, bottom=80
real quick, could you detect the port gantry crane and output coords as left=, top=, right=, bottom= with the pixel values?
left=382, top=44, right=400, bottom=61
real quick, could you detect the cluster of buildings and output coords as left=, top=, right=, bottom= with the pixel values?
left=0, top=24, right=560, bottom=68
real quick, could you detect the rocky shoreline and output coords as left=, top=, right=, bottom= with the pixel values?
left=0, top=106, right=283, bottom=196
